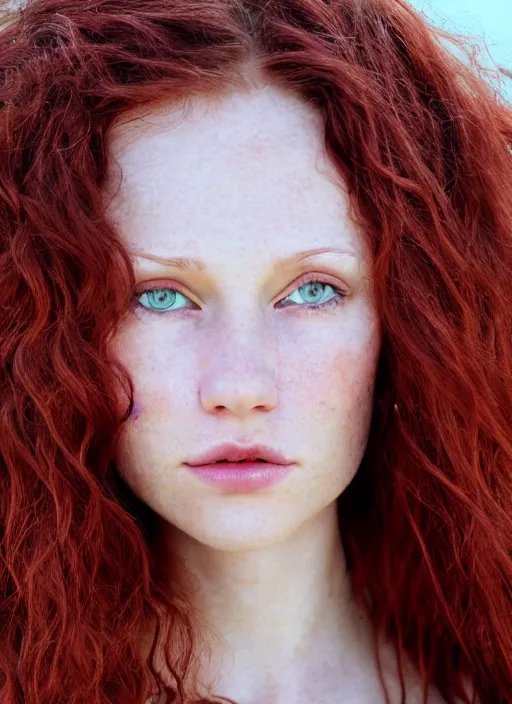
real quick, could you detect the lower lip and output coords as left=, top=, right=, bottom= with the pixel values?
left=185, top=462, right=294, bottom=493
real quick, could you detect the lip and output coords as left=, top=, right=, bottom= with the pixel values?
left=184, top=442, right=295, bottom=494
left=185, top=462, right=295, bottom=493
left=185, top=442, right=293, bottom=467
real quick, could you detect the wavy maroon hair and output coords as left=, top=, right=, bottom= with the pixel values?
left=0, top=1, right=511, bottom=702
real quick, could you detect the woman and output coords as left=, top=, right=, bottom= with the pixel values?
left=0, top=1, right=510, bottom=702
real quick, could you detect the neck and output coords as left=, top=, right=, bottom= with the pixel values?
left=150, top=503, right=380, bottom=701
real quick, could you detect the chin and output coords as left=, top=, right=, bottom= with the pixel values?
left=164, top=502, right=305, bottom=553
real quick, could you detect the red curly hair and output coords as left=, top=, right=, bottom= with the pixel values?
left=0, top=1, right=510, bottom=702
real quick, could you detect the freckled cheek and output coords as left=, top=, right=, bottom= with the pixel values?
left=286, top=339, right=379, bottom=417
left=114, top=340, right=193, bottom=423
left=134, top=368, right=198, bottom=424
left=334, top=346, right=377, bottom=406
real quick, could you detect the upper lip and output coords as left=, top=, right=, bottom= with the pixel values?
left=185, top=442, right=293, bottom=467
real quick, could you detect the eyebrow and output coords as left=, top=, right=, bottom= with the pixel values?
left=133, top=247, right=359, bottom=271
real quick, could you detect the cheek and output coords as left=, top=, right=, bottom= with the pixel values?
left=113, top=330, right=193, bottom=422
left=319, top=343, right=379, bottom=468
left=300, top=344, right=379, bottom=472
left=330, top=343, right=380, bottom=461
left=336, top=343, right=379, bottom=402
left=286, top=338, right=378, bottom=410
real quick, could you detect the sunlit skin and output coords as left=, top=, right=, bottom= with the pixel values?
left=105, top=77, right=445, bottom=702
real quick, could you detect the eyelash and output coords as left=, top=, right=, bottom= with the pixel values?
left=133, top=273, right=348, bottom=316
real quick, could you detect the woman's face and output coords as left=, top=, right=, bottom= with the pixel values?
left=106, top=85, right=382, bottom=551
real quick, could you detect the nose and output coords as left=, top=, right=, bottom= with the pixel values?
left=198, top=318, right=279, bottom=418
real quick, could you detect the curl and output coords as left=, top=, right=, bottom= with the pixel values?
left=0, top=1, right=510, bottom=702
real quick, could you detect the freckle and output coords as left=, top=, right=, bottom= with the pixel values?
left=130, top=401, right=142, bottom=421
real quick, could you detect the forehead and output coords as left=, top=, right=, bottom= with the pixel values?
left=105, top=87, right=368, bottom=264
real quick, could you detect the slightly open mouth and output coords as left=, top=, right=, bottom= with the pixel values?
left=215, top=459, right=268, bottom=463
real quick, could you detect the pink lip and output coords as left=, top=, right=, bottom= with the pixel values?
left=185, top=462, right=295, bottom=493
left=186, top=442, right=292, bottom=467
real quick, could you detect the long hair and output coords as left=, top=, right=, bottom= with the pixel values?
left=0, top=1, right=510, bottom=702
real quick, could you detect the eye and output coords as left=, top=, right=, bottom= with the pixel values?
left=136, top=288, right=190, bottom=313
left=278, top=275, right=347, bottom=312
left=134, top=274, right=347, bottom=315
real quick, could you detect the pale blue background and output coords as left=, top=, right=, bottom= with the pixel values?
left=409, top=0, right=511, bottom=102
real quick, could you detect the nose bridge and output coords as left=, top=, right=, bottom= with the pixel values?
left=198, top=308, right=279, bottom=416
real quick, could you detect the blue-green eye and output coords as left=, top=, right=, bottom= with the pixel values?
left=137, top=288, right=190, bottom=312
left=135, top=279, right=346, bottom=315
left=280, top=281, right=342, bottom=309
